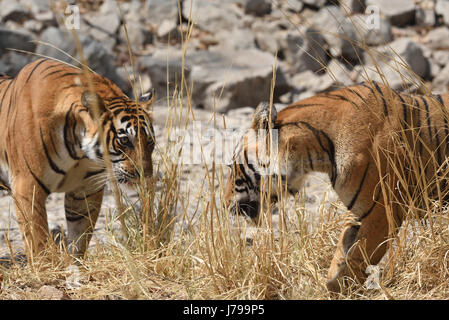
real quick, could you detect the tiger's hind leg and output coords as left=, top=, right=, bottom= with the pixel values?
left=64, top=188, right=104, bottom=258
left=326, top=204, right=403, bottom=293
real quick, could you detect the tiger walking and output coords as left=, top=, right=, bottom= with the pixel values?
left=0, top=58, right=155, bottom=261
left=225, top=81, right=449, bottom=292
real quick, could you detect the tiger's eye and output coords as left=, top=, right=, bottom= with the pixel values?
left=119, top=136, right=130, bottom=145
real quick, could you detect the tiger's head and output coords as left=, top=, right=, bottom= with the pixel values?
left=224, top=102, right=279, bottom=219
left=81, top=89, right=155, bottom=185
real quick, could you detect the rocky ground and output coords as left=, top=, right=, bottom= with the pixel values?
left=1, top=0, right=449, bottom=256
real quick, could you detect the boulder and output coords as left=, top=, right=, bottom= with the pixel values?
left=186, top=49, right=288, bottom=112
left=0, top=27, right=36, bottom=56
left=310, top=6, right=347, bottom=58
left=365, top=0, right=415, bottom=26
left=302, top=0, right=327, bottom=9
left=436, top=0, right=449, bottom=26
left=145, top=0, right=180, bottom=26
left=339, top=0, right=366, bottom=14
left=182, top=0, right=243, bottom=33
left=344, top=14, right=393, bottom=47
left=139, top=49, right=189, bottom=100
left=243, top=0, right=272, bottom=16
left=84, top=12, right=121, bottom=52
left=284, top=0, right=304, bottom=13
left=279, top=27, right=329, bottom=74
left=215, top=28, right=256, bottom=51
left=35, top=27, right=76, bottom=63
left=416, top=7, right=436, bottom=26
left=0, top=1, right=31, bottom=23
left=362, top=38, right=429, bottom=89
left=424, top=27, right=449, bottom=50
left=119, top=23, right=153, bottom=51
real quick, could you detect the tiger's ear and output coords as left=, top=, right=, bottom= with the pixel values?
left=81, top=91, right=107, bottom=120
left=137, top=88, right=155, bottom=111
left=251, top=102, right=277, bottom=130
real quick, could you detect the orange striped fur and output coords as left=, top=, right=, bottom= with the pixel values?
left=225, top=82, right=449, bottom=292
left=0, top=58, right=155, bottom=260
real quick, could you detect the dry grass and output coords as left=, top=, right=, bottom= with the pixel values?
left=1, top=0, right=449, bottom=300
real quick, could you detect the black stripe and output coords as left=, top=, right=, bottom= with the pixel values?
left=347, top=164, right=369, bottom=210
left=40, top=127, right=66, bottom=175
left=372, top=82, right=388, bottom=117
left=0, top=80, right=13, bottom=112
left=239, top=163, right=255, bottom=190
left=84, top=169, right=105, bottom=179
left=395, top=92, right=408, bottom=126
left=57, top=72, right=84, bottom=79
left=307, top=148, right=314, bottom=171
left=24, top=159, right=50, bottom=195
left=420, top=96, right=433, bottom=145
left=323, top=93, right=359, bottom=109
left=42, top=69, right=64, bottom=79
left=359, top=189, right=381, bottom=221
left=298, top=121, right=337, bottom=187
left=64, top=103, right=83, bottom=160
left=435, top=94, right=449, bottom=146
left=24, top=59, right=48, bottom=84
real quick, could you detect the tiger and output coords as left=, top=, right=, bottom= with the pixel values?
left=0, top=58, right=155, bottom=261
left=224, top=81, right=449, bottom=293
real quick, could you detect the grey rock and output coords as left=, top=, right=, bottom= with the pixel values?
left=0, top=27, right=36, bottom=56
left=423, top=27, right=449, bottom=50
left=35, top=27, right=76, bottom=63
left=0, top=51, right=33, bottom=77
left=79, top=35, right=128, bottom=93
left=34, top=11, right=57, bottom=26
left=415, top=7, right=436, bottom=26
left=284, top=0, right=304, bottom=12
left=339, top=0, right=366, bottom=14
left=365, top=0, right=415, bottom=26
left=84, top=12, right=121, bottom=51
left=311, top=6, right=347, bottom=58
left=139, top=49, right=189, bottom=100
left=243, top=0, right=272, bottom=16
left=20, top=0, right=50, bottom=14
left=362, top=38, right=429, bottom=89
left=323, top=59, right=355, bottom=87
left=280, top=27, right=329, bottom=74
left=432, top=62, right=449, bottom=91
left=436, top=0, right=449, bottom=25
left=119, top=23, right=152, bottom=51
left=255, top=32, right=279, bottom=55
left=182, top=0, right=243, bottom=33
left=432, top=50, right=449, bottom=67
left=215, top=28, right=256, bottom=51
left=146, top=0, right=180, bottom=26
left=301, top=0, right=327, bottom=9
left=37, top=285, right=64, bottom=300
left=346, top=14, right=393, bottom=47
left=157, top=19, right=181, bottom=41
left=186, top=49, right=288, bottom=112
left=0, top=1, right=31, bottom=23
left=290, top=70, right=334, bottom=94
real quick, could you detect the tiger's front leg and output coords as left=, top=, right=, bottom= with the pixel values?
left=13, top=177, right=50, bottom=261
left=64, top=188, right=104, bottom=258
left=326, top=203, right=403, bottom=293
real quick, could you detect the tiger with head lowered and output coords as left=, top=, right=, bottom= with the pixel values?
left=0, top=58, right=155, bottom=260
left=225, top=81, right=449, bottom=293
